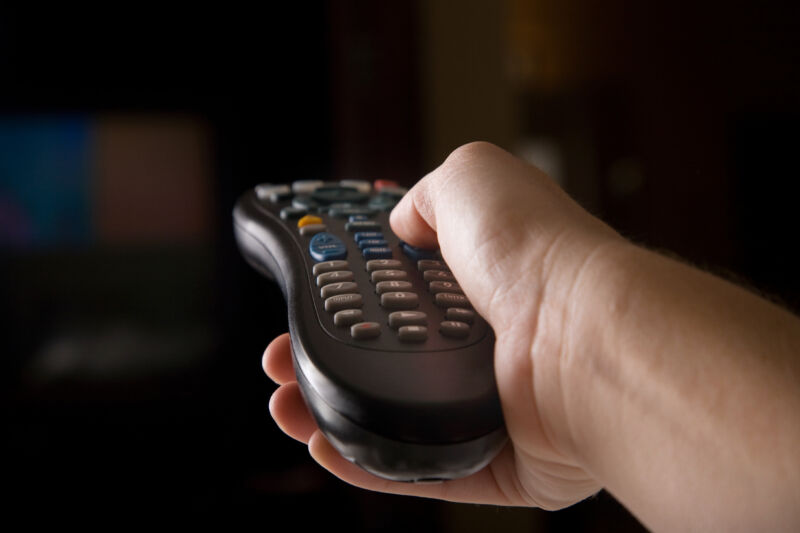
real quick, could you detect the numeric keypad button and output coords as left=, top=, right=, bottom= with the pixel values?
left=435, top=292, right=470, bottom=308
left=320, top=282, right=359, bottom=298
left=388, top=311, right=427, bottom=329
left=417, top=259, right=445, bottom=271
left=380, top=292, right=419, bottom=310
left=371, top=270, right=408, bottom=283
left=366, top=259, right=401, bottom=272
left=317, top=270, right=354, bottom=286
left=351, top=322, right=381, bottom=339
left=445, top=308, right=475, bottom=324
left=375, top=280, right=413, bottom=295
left=398, top=325, right=427, bottom=343
left=333, top=309, right=363, bottom=327
left=325, top=293, right=363, bottom=312
left=423, top=270, right=455, bottom=282
left=439, top=321, right=470, bottom=338
left=312, top=260, right=349, bottom=276
left=428, top=281, right=463, bottom=294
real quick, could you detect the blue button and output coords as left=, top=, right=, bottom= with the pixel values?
left=354, top=231, right=383, bottom=243
left=345, top=220, right=381, bottom=232
left=362, top=247, right=393, bottom=260
left=401, top=242, right=438, bottom=260
left=309, top=232, right=347, bottom=262
left=358, top=238, right=388, bottom=250
left=349, top=214, right=368, bottom=223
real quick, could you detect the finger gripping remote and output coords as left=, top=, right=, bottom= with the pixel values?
left=233, top=180, right=507, bottom=482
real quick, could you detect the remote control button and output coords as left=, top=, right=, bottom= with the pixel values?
left=333, top=309, right=364, bottom=327
left=380, top=291, right=419, bottom=310
left=446, top=308, right=475, bottom=324
left=439, top=320, right=470, bottom=338
left=368, top=194, right=399, bottom=211
left=328, top=206, right=376, bottom=218
left=346, top=220, right=381, bottom=232
left=312, top=260, right=349, bottom=275
left=435, top=292, right=470, bottom=308
left=316, top=270, right=354, bottom=286
left=423, top=270, right=455, bottom=282
left=375, top=280, right=413, bottom=294
left=280, top=207, right=307, bottom=220
left=355, top=231, right=383, bottom=243
left=292, top=180, right=324, bottom=194
left=256, top=184, right=290, bottom=200
left=339, top=180, right=372, bottom=194
left=312, top=186, right=368, bottom=206
left=362, top=247, right=393, bottom=260
left=374, top=179, right=399, bottom=191
left=325, top=293, right=363, bottom=312
left=297, top=215, right=323, bottom=228
left=371, top=269, right=408, bottom=283
left=417, top=259, right=446, bottom=271
left=271, top=190, right=293, bottom=203
left=402, top=242, right=439, bottom=261
left=299, top=223, right=327, bottom=236
left=351, top=322, right=381, bottom=339
left=320, top=281, right=359, bottom=298
left=429, top=281, right=463, bottom=294
left=388, top=310, right=427, bottom=329
left=309, top=233, right=347, bottom=262
left=357, top=239, right=388, bottom=250
left=292, top=195, right=319, bottom=210
left=348, top=214, right=368, bottom=222
left=378, top=186, right=408, bottom=198
left=366, top=259, right=402, bottom=271
left=398, top=325, right=427, bottom=342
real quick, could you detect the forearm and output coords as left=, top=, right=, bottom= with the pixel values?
left=565, top=243, right=800, bottom=531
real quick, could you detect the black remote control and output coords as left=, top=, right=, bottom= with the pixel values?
left=233, top=179, right=507, bottom=482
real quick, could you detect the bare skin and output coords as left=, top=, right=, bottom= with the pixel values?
left=263, top=142, right=800, bottom=531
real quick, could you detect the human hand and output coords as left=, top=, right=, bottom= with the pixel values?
left=264, top=142, right=625, bottom=509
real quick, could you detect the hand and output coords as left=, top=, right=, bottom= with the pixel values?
left=264, top=142, right=625, bottom=509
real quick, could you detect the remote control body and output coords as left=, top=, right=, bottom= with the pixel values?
left=233, top=180, right=507, bottom=482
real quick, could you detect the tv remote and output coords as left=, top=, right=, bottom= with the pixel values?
left=233, top=179, right=507, bottom=482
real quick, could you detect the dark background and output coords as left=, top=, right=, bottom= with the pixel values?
left=2, top=1, right=799, bottom=529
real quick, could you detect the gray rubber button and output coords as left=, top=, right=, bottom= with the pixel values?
left=321, top=281, right=359, bottom=298
left=325, top=293, right=363, bottom=312
left=398, top=325, right=427, bottom=343
left=423, top=270, right=455, bottom=282
left=417, top=259, right=445, bottom=271
left=299, top=224, right=326, bottom=236
left=351, top=322, right=381, bottom=339
left=439, top=320, right=470, bottom=338
left=388, top=311, right=427, bottom=329
left=375, top=280, right=412, bottom=295
left=370, top=269, right=408, bottom=283
left=428, top=281, right=463, bottom=294
left=312, top=260, right=349, bottom=276
left=345, top=220, right=381, bottom=232
left=380, top=291, right=419, bottom=310
left=435, top=292, right=470, bottom=308
left=366, top=259, right=402, bottom=272
left=317, top=270, right=354, bottom=286
left=446, top=307, right=475, bottom=324
left=255, top=184, right=290, bottom=200
left=333, top=309, right=363, bottom=327
left=292, top=180, right=324, bottom=194
left=280, top=206, right=307, bottom=219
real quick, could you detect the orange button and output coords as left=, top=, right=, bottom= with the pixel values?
left=297, top=215, right=323, bottom=228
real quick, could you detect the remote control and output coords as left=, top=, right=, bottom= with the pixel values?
left=233, top=179, right=507, bottom=482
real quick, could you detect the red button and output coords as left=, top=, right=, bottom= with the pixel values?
left=374, top=180, right=399, bottom=191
